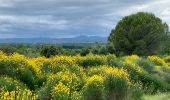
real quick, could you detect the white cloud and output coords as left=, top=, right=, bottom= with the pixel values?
left=120, top=0, right=170, bottom=25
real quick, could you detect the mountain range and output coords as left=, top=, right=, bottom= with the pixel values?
left=0, top=36, right=107, bottom=43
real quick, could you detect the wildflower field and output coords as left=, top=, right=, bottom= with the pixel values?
left=1, top=51, right=170, bottom=100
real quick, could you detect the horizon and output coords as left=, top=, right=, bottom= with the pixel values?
left=0, top=0, right=170, bottom=39
left=0, top=35, right=108, bottom=39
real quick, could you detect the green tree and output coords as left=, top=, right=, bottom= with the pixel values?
left=40, top=45, right=59, bottom=58
left=80, top=48, right=90, bottom=56
left=108, top=12, right=168, bottom=55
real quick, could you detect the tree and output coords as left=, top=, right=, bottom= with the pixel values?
left=80, top=48, right=90, bottom=56
left=108, top=12, right=169, bottom=55
left=40, top=45, right=59, bottom=58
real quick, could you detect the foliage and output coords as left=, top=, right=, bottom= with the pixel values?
left=1, top=51, right=170, bottom=99
left=40, top=45, right=59, bottom=58
left=80, top=48, right=90, bottom=56
left=108, top=12, right=169, bottom=56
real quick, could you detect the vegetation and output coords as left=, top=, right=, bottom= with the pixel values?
left=108, top=12, right=169, bottom=56
left=0, top=51, right=170, bottom=99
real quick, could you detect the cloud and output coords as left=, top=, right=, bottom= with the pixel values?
left=0, top=0, right=169, bottom=38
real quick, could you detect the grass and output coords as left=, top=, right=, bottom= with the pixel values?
left=143, top=93, right=170, bottom=100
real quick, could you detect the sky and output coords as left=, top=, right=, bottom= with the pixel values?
left=0, top=0, right=170, bottom=38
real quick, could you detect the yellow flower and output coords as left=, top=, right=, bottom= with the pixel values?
left=124, top=55, right=139, bottom=61
left=88, top=65, right=130, bottom=82
left=148, top=56, right=168, bottom=66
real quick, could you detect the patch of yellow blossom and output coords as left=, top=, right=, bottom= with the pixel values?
left=51, top=55, right=77, bottom=65
left=86, top=75, right=104, bottom=85
left=51, top=82, right=70, bottom=99
left=88, top=65, right=129, bottom=81
left=47, top=71, right=82, bottom=91
left=163, top=56, right=170, bottom=66
left=123, top=55, right=139, bottom=61
left=0, top=89, right=36, bottom=100
left=27, top=59, right=41, bottom=75
left=122, top=55, right=143, bottom=73
left=148, top=56, right=168, bottom=66
left=0, top=51, right=7, bottom=59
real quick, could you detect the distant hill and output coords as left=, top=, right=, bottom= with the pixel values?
left=0, top=36, right=107, bottom=43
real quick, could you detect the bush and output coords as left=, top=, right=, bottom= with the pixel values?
left=51, top=82, right=70, bottom=100
left=0, top=89, right=36, bottom=100
left=138, top=73, right=170, bottom=93
left=80, top=48, right=90, bottom=56
left=0, top=53, right=40, bottom=90
left=0, top=76, right=26, bottom=91
left=82, top=75, right=106, bottom=100
left=148, top=56, right=168, bottom=66
left=104, top=75, right=128, bottom=100
left=40, top=45, right=59, bottom=58
left=76, top=55, right=107, bottom=68
left=135, top=58, right=155, bottom=72
left=128, top=82, right=144, bottom=100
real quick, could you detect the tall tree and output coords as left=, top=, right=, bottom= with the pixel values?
left=108, top=12, right=169, bottom=55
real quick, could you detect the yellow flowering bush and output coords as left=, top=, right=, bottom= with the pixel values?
left=82, top=75, right=106, bottom=100
left=87, top=66, right=131, bottom=100
left=0, top=53, right=42, bottom=90
left=0, top=89, right=36, bottom=100
left=163, top=56, right=170, bottom=66
left=123, top=59, right=143, bottom=74
left=51, top=82, right=81, bottom=100
left=51, top=82, right=70, bottom=100
left=148, top=56, right=168, bottom=66
left=0, top=76, right=26, bottom=91
left=124, top=55, right=139, bottom=61
left=76, top=54, right=108, bottom=68
left=48, top=71, right=83, bottom=90
left=87, top=65, right=130, bottom=81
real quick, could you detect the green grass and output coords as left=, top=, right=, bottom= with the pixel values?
left=143, top=93, right=170, bottom=100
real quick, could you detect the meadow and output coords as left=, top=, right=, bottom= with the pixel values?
left=1, top=51, right=170, bottom=100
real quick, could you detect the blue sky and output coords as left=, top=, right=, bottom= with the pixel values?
left=0, top=0, right=170, bottom=38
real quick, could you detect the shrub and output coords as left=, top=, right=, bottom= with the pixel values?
left=0, top=89, right=36, bottom=100
left=76, top=55, right=107, bottom=68
left=128, top=82, right=144, bottom=100
left=80, top=48, right=90, bottom=56
left=87, top=66, right=130, bottom=100
left=0, top=76, right=26, bottom=91
left=104, top=75, right=128, bottom=100
left=135, top=58, right=155, bottom=72
left=51, top=82, right=70, bottom=100
left=82, top=75, right=106, bottom=100
left=148, top=56, right=168, bottom=66
left=138, top=73, right=170, bottom=93
left=40, top=45, right=59, bottom=58
left=0, top=53, right=40, bottom=90
left=37, top=71, right=84, bottom=99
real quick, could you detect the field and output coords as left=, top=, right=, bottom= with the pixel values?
left=1, top=51, right=170, bottom=100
